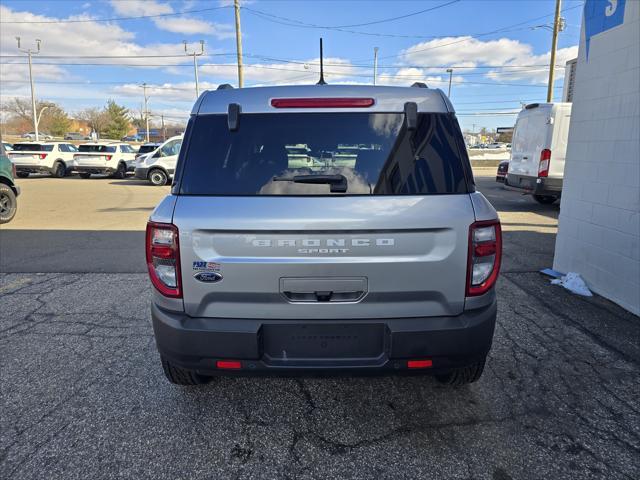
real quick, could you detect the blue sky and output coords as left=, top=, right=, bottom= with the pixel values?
left=1, top=0, right=584, bottom=130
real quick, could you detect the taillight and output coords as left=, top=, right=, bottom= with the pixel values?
left=271, top=98, right=375, bottom=108
left=466, top=220, right=502, bottom=296
left=39, top=153, right=47, bottom=159
left=538, top=149, right=551, bottom=177
left=146, top=222, right=181, bottom=298
left=105, top=155, right=113, bottom=161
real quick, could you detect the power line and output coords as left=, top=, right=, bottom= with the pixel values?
left=242, top=0, right=459, bottom=31
left=361, top=3, right=584, bottom=62
left=0, top=5, right=231, bottom=24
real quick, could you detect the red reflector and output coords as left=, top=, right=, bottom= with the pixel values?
left=474, top=243, right=497, bottom=257
left=271, top=97, right=374, bottom=108
left=216, top=360, right=242, bottom=370
left=150, top=244, right=173, bottom=259
left=39, top=154, right=47, bottom=159
left=407, top=359, right=433, bottom=369
left=106, top=155, right=113, bottom=161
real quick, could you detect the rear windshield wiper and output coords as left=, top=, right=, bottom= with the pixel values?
left=273, top=173, right=348, bottom=193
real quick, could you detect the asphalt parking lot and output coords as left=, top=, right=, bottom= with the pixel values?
left=1, top=171, right=639, bottom=479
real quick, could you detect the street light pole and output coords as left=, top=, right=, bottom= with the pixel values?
left=446, top=68, right=453, bottom=97
left=16, top=37, right=41, bottom=141
left=142, top=83, right=150, bottom=142
left=184, top=40, right=205, bottom=99
left=234, top=0, right=244, bottom=87
left=546, top=0, right=562, bottom=102
left=373, top=47, right=379, bottom=85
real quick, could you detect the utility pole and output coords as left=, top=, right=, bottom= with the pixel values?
left=184, top=40, right=205, bottom=99
left=142, top=83, right=150, bottom=142
left=16, top=37, right=41, bottom=141
left=234, top=0, right=244, bottom=87
left=546, top=0, right=562, bottom=102
left=161, top=114, right=166, bottom=141
left=373, top=47, right=379, bottom=85
left=446, top=68, right=453, bottom=97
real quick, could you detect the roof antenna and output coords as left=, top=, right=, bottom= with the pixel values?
left=317, top=38, right=327, bottom=85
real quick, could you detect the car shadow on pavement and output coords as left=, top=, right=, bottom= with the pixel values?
left=0, top=229, right=147, bottom=273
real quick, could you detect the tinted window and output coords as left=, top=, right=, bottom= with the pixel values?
left=79, top=145, right=117, bottom=153
left=138, top=145, right=159, bottom=154
left=120, top=144, right=135, bottom=153
left=180, top=113, right=468, bottom=196
left=12, top=143, right=54, bottom=152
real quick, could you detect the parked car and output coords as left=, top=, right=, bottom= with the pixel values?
left=496, top=161, right=509, bottom=183
left=506, top=102, right=572, bottom=204
left=0, top=140, right=19, bottom=223
left=64, top=132, right=91, bottom=141
left=73, top=142, right=137, bottom=178
left=2, top=141, right=13, bottom=152
left=122, top=134, right=143, bottom=142
left=8, top=142, right=79, bottom=178
left=21, top=132, right=53, bottom=140
left=135, top=136, right=182, bottom=185
left=135, top=142, right=162, bottom=159
left=147, top=84, right=501, bottom=386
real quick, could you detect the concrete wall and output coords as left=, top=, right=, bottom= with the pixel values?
left=554, top=0, right=640, bottom=315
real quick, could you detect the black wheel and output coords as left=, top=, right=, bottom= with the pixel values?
left=533, top=194, right=557, bottom=205
left=436, top=358, right=486, bottom=386
left=16, top=172, right=29, bottom=178
left=0, top=184, right=17, bottom=224
left=148, top=168, right=168, bottom=186
left=52, top=161, right=66, bottom=178
left=112, top=162, right=127, bottom=179
left=79, top=172, right=92, bottom=179
left=160, top=356, right=211, bottom=385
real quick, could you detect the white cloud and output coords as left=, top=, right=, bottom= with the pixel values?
left=398, top=36, right=579, bottom=85
left=112, top=81, right=218, bottom=102
left=109, top=0, right=172, bottom=16
left=109, top=0, right=234, bottom=38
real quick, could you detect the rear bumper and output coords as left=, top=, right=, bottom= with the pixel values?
left=15, top=164, right=54, bottom=174
left=74, top=165, right=115, bottom=174
left=506, top=173, right=562, bottom=196
left=152, top=297, right=497, bottom=376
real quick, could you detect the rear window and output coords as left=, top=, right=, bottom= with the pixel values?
left=138, top=145, right=158, bottom=154
left=79, top=145, right=117, bottom=153
left=12, top=143, right=54, bottom=152
left=179, top=113, right=468, bottom=195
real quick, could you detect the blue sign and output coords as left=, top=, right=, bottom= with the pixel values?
left=584, top=0, right=627, bottom=59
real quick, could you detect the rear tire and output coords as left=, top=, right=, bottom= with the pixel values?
left=148, top=168, right=168, bottom=186
left=533, top=194, right=557, bottom=205
left=112, top=162, right=127, bottom=179
left=0, top=184, right=17, bottom=224
left=16, top=172, right=29, bottom=178
left=52, top=161, right=66, bottom=178
left=79, top=172, right=91, bottom=179
left=160, top=356, right=211, bottom=385
left=436, top=358, right=486, bottom=386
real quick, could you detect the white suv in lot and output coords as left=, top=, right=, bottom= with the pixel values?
left=74, top=142, right=137, bottom=179
left=135, top=135, right=182, bottom=185
left=9, top=142, right=79, bottom=178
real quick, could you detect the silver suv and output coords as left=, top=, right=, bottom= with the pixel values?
left=146, top=84, right=501, bottom=386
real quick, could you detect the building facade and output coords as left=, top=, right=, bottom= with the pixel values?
left=553, top=0, right=639, bottom=314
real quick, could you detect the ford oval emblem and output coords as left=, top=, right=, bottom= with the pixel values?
left=194, top=271, right=223, bottom=283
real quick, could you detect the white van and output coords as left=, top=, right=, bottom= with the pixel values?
left=135, top=135, right=183, bottom=186
left=506, top=102, right=571, bottom=204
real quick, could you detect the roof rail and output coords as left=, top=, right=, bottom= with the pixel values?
left=411, top=82, right=428, bottom=88
left=217, top=84, right=234, bottom=90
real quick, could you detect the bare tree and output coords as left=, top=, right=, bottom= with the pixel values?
left=77, top=107, right=109, bottom=138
